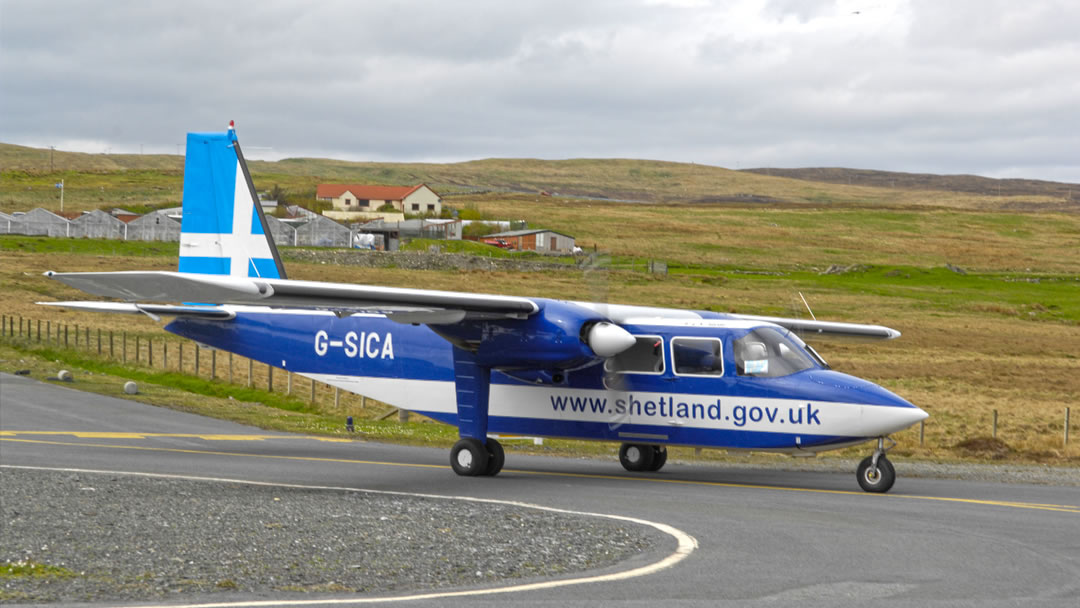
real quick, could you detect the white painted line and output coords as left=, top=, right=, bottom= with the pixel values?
left=2, top=465, right=698, bottom=607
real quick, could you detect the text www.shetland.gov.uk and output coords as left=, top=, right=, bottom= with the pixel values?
left=550, top=394, right=822, bottom=427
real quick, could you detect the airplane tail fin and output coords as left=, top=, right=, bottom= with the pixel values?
left=178, top=121, right=287, bottom=279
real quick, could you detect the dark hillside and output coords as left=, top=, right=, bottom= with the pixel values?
left=741, top=167, right=1079, bottom=199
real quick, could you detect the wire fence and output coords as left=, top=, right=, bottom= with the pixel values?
left=1, top=312, right=1074, bottom=448
left=0, top=314, right=387, bottom=421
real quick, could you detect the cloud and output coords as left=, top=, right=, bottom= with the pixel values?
left=1, top=0, right=1077, bottom=181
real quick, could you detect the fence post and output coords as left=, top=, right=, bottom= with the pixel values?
left=287, top=372, right=292, bottom=395
left=267, top=364, right=273, bottom=392
left=64, top=324, right=68, bottom=347
left=85, top=326, right=89, bottom=348
left=229, top=352, right=234, bottom=384
left=310, top=378, right=316, bottom=403
left=247, top=359, right=253, bottom=388
left=179, top=342, right=184, bottom=372
left=1, top=314, right=6, bottom=337
left=122, top=331, right=127, bottom=362
left=361, top=395, right=366, bottom=409
left=334, top=387, right=340, bottom=409
left=919, top=420, right=925, bottom=446
left=75, top=324, right=79, bottom=347
left=194, top=346, right=200, bottom=376
left=148, top=338, right=154, bottom=367
left=110, top=331, right=114, bottom=358
left=992, top=410, right=998, bottom=439
left=46, top=321, right=51, bottom=344
left=163, top=341, right=168, bottom=370
left=135, top=336, right=140, bottom=363
left=211, top=350, right=217, bottom=380
left=18, top=315, right=23, bottom=337
left=1066, top=408, right=1071, bottom=446
left=38, top=320, right=42, bottom=343
left=96, top=328, right=100, bottom=354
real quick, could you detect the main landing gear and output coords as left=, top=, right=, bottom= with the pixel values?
left=857, top=436, right=897, bottom=493
left=618, top=443, right=667, bottom=473
left=450, top=437, right=505, bottom=477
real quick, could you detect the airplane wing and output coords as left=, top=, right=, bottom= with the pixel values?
left=727, top=314, right=900, bottom=341
left=43, top=270, right=538, bottom=322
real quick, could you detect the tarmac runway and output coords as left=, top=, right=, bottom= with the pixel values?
left=1, top=371, right=1078, bottom=607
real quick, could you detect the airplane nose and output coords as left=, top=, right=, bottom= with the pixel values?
left=806, top=371, right=928, bottom=434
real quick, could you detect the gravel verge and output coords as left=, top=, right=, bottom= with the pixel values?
left=0, top=469, right=662, bottom=604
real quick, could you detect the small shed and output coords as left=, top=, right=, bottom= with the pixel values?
left=294, top=214, right=352, bottom=247
left=482, top=229, right=575, bottom=254
left=127, top=210, right=182, bottom=242
left=70, top=209, right=127, bottom=239
left=17, top=208, right=71, bottom=237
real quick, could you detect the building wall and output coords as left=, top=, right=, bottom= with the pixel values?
left=402, top=186, right=442, bottom=214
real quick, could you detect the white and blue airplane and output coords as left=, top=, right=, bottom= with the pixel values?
left=42, top=122, right=928, bottom=493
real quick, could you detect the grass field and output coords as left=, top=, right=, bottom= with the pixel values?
left=1, top=221, right=1077, bottom=465
left=2, top=142, right=1078, bottom=466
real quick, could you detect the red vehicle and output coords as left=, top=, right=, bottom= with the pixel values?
left=483, top=238, right=513, bottom=249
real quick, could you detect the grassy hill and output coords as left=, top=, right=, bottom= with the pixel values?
left=4, top=142, right=1078, bottom=215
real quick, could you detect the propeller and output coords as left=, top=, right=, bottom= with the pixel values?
left=581, top=250, right=634, bottom=431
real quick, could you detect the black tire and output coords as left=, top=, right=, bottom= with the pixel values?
left=619, top=443, right=655, bottom=472
left=484, top=438, right=505, bottom=476
left=857, top=455, right=896, bottom=493
left=450, top=438, right=489, bottom=476
left=648, top=446, right=668, bottom=471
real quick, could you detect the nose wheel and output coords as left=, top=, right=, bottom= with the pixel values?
left=619, top=443, right=667, bottom=472
left=857, top=437, right=897, bottom=493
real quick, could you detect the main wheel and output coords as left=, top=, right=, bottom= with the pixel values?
left=647, top=446, right=668, bottom=472
left=619, top=443, right=655, bottom=472
left=857, top=455, right=896, bottom=493
left=484, top=438, right=505, bottom=476
left=450, top=438, right=489, bottom=476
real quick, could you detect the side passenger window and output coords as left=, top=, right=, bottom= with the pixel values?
left=605, top=335, right=665, bottom=374
left=672, top=337, right=724, bottom=376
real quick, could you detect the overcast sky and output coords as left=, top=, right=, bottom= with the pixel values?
left=2, top=0, right=1078, bottom=182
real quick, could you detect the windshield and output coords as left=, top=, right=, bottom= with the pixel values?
left=733, top=327, right=819, bottom=378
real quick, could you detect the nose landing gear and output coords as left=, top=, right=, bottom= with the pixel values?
left=857, top=436, right=897, bottom=493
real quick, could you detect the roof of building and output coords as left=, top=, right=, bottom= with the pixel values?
left=316, top=183, right=430, bottom=200
left=484, top=228, right=575, bottom=239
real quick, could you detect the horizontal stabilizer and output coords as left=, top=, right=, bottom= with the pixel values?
left=728, top=314, right=900, bottom=341
left=44, top=270, right=538, bottom=321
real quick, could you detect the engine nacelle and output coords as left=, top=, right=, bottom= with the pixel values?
left=435, top=299, right=634, bottom=369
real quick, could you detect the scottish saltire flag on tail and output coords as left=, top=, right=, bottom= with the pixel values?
left=179, top=122, right=286, bottom=279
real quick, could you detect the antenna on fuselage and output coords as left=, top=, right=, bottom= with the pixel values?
left=799, top=292, right=817, bottom=321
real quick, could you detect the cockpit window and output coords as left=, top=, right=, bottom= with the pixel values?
left=672, top=337, right=724, bottom=377
left=605, top=335, right=665, bottom=374
left=734, top=327, right=817, bottom=378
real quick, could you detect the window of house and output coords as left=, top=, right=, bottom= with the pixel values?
left=427, top=204, right=435, bottom=211
left=357, top=199, right=369, bottom=207
left=672, top=337, right=724, bottom=376
left=604, top=335, right=665, bottom=374
left=412, top=203, right=420, bottom=211
left=344, top=198, right=351, bottom=206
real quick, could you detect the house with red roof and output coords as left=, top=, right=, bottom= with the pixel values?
left=316, top=184, right=442, bottom=220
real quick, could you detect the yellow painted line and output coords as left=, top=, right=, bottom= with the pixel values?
left=0, top=430, right=352, bottom=442
left=2, top=436, right=1077, bottom=515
